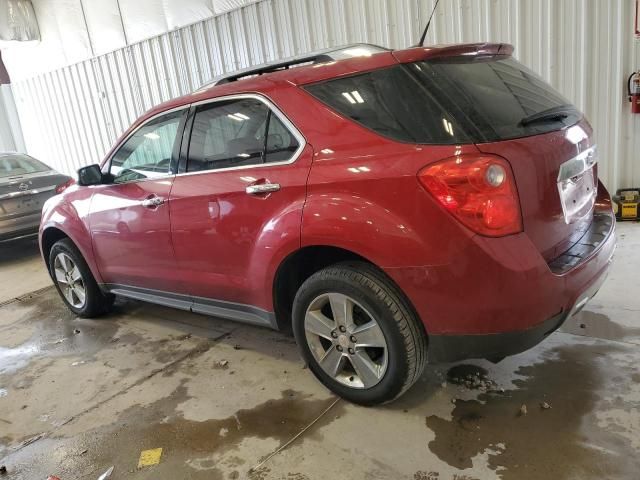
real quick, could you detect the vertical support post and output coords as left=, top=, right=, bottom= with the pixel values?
left=636, top=0, right=640, bottom=38
left=0, top=51, right=27, bottom=153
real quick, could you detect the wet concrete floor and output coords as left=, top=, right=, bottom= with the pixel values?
left=0, top=222, right=639, bottom=479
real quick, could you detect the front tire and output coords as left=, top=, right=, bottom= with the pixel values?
left=49, top=238, right=114, bottom=318
left=292, top=262, right=427, bottom=405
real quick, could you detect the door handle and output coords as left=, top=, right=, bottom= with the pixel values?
left=245, top=183, right=281, bottom=195
left=141, top=196, right=165, bottom=208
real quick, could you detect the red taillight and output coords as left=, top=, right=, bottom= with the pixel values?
left=55, top=178, right=75, bottom=194
left=418, top=154, right=522, bottom=237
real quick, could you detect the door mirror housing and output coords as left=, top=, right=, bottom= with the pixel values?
left=77, top=164, right=105, bottom=186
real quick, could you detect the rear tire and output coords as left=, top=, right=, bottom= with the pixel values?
left=49, top=238, right=114, bottom=318
left=292, top=262, right=427, bottom=405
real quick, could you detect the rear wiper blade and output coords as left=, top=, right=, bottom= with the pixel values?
left=519, top=106, right=574, bottom=127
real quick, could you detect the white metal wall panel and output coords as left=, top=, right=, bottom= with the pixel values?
left=9, top=0, right=640, bottom=192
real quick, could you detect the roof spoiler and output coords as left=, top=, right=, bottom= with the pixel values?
left=393, top=43, right=514, bottom=64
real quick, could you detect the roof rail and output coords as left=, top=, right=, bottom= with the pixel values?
left=209, top=43, right=388, bottom=87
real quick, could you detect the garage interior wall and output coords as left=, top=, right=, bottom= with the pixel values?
left=3, top=0, right=639, bottom=192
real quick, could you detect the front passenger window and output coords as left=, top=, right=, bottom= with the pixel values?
left=110, top=110, right=184, bottom=184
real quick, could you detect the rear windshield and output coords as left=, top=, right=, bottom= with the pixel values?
left=304, top=56, right=581, bottom=144
left=0, top=155, right=50, bottom=178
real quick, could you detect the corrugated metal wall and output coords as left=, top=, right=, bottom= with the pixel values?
left=10, top=0, right=640, bottom=191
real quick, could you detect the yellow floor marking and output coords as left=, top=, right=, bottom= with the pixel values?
left=138, top=448, right=163, bottom=468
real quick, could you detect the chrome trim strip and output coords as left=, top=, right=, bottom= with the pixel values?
left=0, top=184, right=56, bottom=201
left=557, top=146, right=598, bottom=183
left=103, top=284, right=278, bottom=329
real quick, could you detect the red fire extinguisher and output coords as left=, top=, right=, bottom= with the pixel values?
left=628, top=71, right=640, bottom=114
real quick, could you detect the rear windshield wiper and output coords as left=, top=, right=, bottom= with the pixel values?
left=519, top=106, right=575, bottom=127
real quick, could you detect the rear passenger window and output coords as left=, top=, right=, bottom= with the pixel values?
left=187, top=98, right=300, bottom=172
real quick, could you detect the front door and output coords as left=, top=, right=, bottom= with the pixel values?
left=169, top=95, right=311, bottom=317
left=89, top=108, right=187, bottom=293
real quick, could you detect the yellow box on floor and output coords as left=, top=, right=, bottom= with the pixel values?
left=138, top=448, right=163, bottom=468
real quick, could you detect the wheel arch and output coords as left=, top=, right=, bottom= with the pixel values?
left=41, top=226, right=69, bottom=274
left=272, top=244, right=424, bottom=336
left=40, top=221, right=103, bottom=285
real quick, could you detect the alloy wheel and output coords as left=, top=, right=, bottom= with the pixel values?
left=53, top=252, right=86, bottom=309
left=304, top=292, right=388, bottom=389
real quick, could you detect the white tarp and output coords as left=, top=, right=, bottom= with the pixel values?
left=2, top=0, right=256, bottom=80
left=0, top=0, right=40, bottom=47
left=81, top=0, right=127, bottom=56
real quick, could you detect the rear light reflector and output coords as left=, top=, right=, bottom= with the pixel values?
left=55, top=178, right=75, bottom=194
left=418, top=154, right=522, bottom=237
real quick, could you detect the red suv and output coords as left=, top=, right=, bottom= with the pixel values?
left=40, top=43, right=616, bottom=405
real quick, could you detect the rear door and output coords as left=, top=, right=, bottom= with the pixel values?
left=169, top=95, right=310, bottom=315
left=89, top=108, right=188, bottom=293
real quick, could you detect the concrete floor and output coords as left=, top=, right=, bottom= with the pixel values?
left=0, top=237, right=52, bottom=303
left=0, top=224, right=639, bottom=480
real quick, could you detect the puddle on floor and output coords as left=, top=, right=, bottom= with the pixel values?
left=426, top=344, right=639, bottom=480
left=4, top=383, right=341, bottom=480
left=0, top=291, right=121, bottom=376
left=562, top=309, right=640, bottom=343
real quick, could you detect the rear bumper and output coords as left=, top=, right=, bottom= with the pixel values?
left=385, top=196, right=616, bottom=362
left=426, top=258, right=610, bottom=362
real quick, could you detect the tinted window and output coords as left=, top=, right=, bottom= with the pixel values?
left=415, top=57, right=580, bottom=141
left=267, top=113, right=300, bottom=162
left=305, top=66, right=469, bottom=144
left=187, top=98, right=300, bottom=172
left=304, top=57, right=581, bottom=144
left=0, top=155, right=50, bottom=178
left=110, top=110, right=183, bottom=184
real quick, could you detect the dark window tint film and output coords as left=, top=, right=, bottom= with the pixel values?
left=305, top=57, right=581, bottom=144
left=188, top=98, right=300, bottom=172
left=305, top=66, right=470, bottom=144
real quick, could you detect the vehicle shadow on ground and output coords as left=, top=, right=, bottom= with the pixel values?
left=105, top=297, right=446, bottom=406
left=0, top=238, right=41, bottom=265
left=106, top=297, right=304, bottom=365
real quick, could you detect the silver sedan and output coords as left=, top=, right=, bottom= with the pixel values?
left=0, top=153, right=72, bottom=242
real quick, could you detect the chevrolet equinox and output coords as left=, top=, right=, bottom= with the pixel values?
left=40, top=43, right=616, bottom=405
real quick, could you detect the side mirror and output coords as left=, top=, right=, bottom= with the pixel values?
left=77, top=164, right=104, bottom=186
